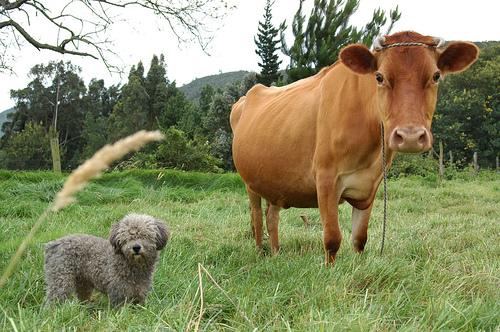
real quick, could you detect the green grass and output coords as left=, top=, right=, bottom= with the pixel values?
left=0, top=169, right=499, bottom=331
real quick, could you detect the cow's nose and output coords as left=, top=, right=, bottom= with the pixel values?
left=132, top=245, right=141, bottom=254
left=389, top=126, right=431, bottom=153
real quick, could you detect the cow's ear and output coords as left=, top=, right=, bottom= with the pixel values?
left=340, top=44, right=377, bottom=75
left=438, top=42, right=479, bottom=74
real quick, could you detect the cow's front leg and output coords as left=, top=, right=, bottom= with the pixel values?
left=316, top=176, right=341, bottom=265
left=351, top=202, right=374, bottom=253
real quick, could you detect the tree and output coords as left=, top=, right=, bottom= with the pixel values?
left=161, top=88, right=192, bottom=129
left=239, top=72, right=258, bottom=96
left=108, top=73, right=149, bottom=141
left=433, top=41, right=499, bottom=168
left=145, top=54, right=168, bottom=128
left=0, top=0, right=233, bottom=71
left=1, top=122, right=51, bottom=169
left=199, top=85, right=216, bottom=113
left=254, top=0, right=282, bottom=86
left=84, top=78, right=120, bottom=119
left=281, top=0, right=401, bottom=82
left=2, top=61, right=86, bottom=168
left=202, top=89, right=237, bottom=170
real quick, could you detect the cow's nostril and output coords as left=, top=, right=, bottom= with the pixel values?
left=132, top=245, right=141, bottom=253
left=394, top=131, right=404, bottom=145
left=418, top=131, right=427, bottom=144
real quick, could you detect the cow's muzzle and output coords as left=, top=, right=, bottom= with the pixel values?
left=389, top=126, right=432, bottom=153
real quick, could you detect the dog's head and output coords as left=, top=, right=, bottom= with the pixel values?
left=109, top=214, right=169, bottom=264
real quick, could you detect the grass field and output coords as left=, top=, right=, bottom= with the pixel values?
left=0, top=169, right=499, bottom=331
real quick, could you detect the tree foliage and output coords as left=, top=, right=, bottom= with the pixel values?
left=156, top=127, right=221, bottom=172
left=0, top=56, right=258, bottom=171
left=2, top=61, right=86, bottom=168
left=254, top=0, right=282, bottom=86
left=281, top=0, right=401, bottom=82
left=0, top=122, right=51, bottom=169
left=433, top=41, right=499, bottom=167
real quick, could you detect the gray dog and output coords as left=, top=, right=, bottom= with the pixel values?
left=44, top=213, right=169, bottom=306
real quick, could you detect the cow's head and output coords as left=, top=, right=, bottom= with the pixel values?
left=340, top=31, right=478, bottom=153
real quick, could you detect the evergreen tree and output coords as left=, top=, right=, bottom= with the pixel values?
left=199, top=85, right=216, bottom=114
left=133, top=61, right=146, bottom=84
left=239, top=72, right=258, bottom=96
left=281, top=0, right=401, bottom=82
left=1, top=122, right=51, bottom=170
left=160, top=87, right=191, bottom=128
left=254, top=0, right=283, bottom=86
left=145, top=54, right=169, bottom=128
left=108, top=73, right=149, bottom=141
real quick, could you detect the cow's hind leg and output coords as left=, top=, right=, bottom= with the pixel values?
left=351, top=202, right=374, bottom=253
left=266, top=204, right=281, bottom=253
left=247, top=187, right=264, bottom=249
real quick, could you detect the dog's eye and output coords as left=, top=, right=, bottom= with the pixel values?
left=432, top=71, right=441, bottom=84
left=375, top=72, right=384, bottom=85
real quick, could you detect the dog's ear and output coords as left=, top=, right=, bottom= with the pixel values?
left=154, top=221, right=170, bottom=250
left=109, top=222, right=122, bottom=254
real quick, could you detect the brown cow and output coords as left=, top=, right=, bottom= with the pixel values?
left=230, top=31, right=479, bottom=265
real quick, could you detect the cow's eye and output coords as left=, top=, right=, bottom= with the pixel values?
left=432, top=71, right=441, bottom=83
left=375, top=72, right=384, bottom=85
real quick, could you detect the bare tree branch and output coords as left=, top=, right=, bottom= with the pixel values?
left=1, top=19, right=99, bottom=57
left=0, top=0, right=30, bottom=11
left=0, top=0, right=233, bottom=72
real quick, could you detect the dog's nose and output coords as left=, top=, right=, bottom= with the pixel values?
left=132, top=245, right=141, bottom=253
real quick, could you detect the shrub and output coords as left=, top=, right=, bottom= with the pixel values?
left=0, top=122, right=52, bottom=170
left=156, top=127, right=222, bottom=172
left=389, top=154, right=439, bottom=178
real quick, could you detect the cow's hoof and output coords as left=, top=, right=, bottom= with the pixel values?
left=352, top=240, right=366, bottom=253
left=324, top=253, right=337, bottom=267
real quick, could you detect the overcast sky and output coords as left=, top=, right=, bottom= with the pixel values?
left=1, top=0, right=499, bottom=111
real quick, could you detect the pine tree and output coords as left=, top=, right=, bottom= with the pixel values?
left=254, top=0, right=282, bottom=86
left=282, top=0, right=401, bottom=82
left=145, top=54, right=169, bottom=128
left=108, top=72, right=149, bottom=141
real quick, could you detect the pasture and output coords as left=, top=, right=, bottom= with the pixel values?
left=0, top=170, right=499, bottom=331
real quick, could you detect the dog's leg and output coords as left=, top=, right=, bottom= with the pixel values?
left=76, top=279, right=94, bottom=302
left=108, top=287, right=127, bottom=307
left=46, top=273, right=76, bottom=302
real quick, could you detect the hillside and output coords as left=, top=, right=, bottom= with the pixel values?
left=179, top=70, right=249, bottom=102
left=0, top=107, right=14, bottom=137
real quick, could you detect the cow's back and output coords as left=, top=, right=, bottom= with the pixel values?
left=231, top=73, right=329, bottom=207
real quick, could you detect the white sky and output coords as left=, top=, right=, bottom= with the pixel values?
left=1, top=0, right=499, bottom=111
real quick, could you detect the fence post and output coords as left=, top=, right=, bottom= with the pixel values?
left=473, top=152, right=479, bottom=173
left=49, top=126, right=61, bottom=174
left=496, top=156, right=499, bottom=172
left=449, top=151, right=453, bottom=165
left=439, top=141, right=444, bottom=178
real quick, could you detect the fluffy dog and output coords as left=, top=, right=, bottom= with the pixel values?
left=44, top=213, right=169, bottom=306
